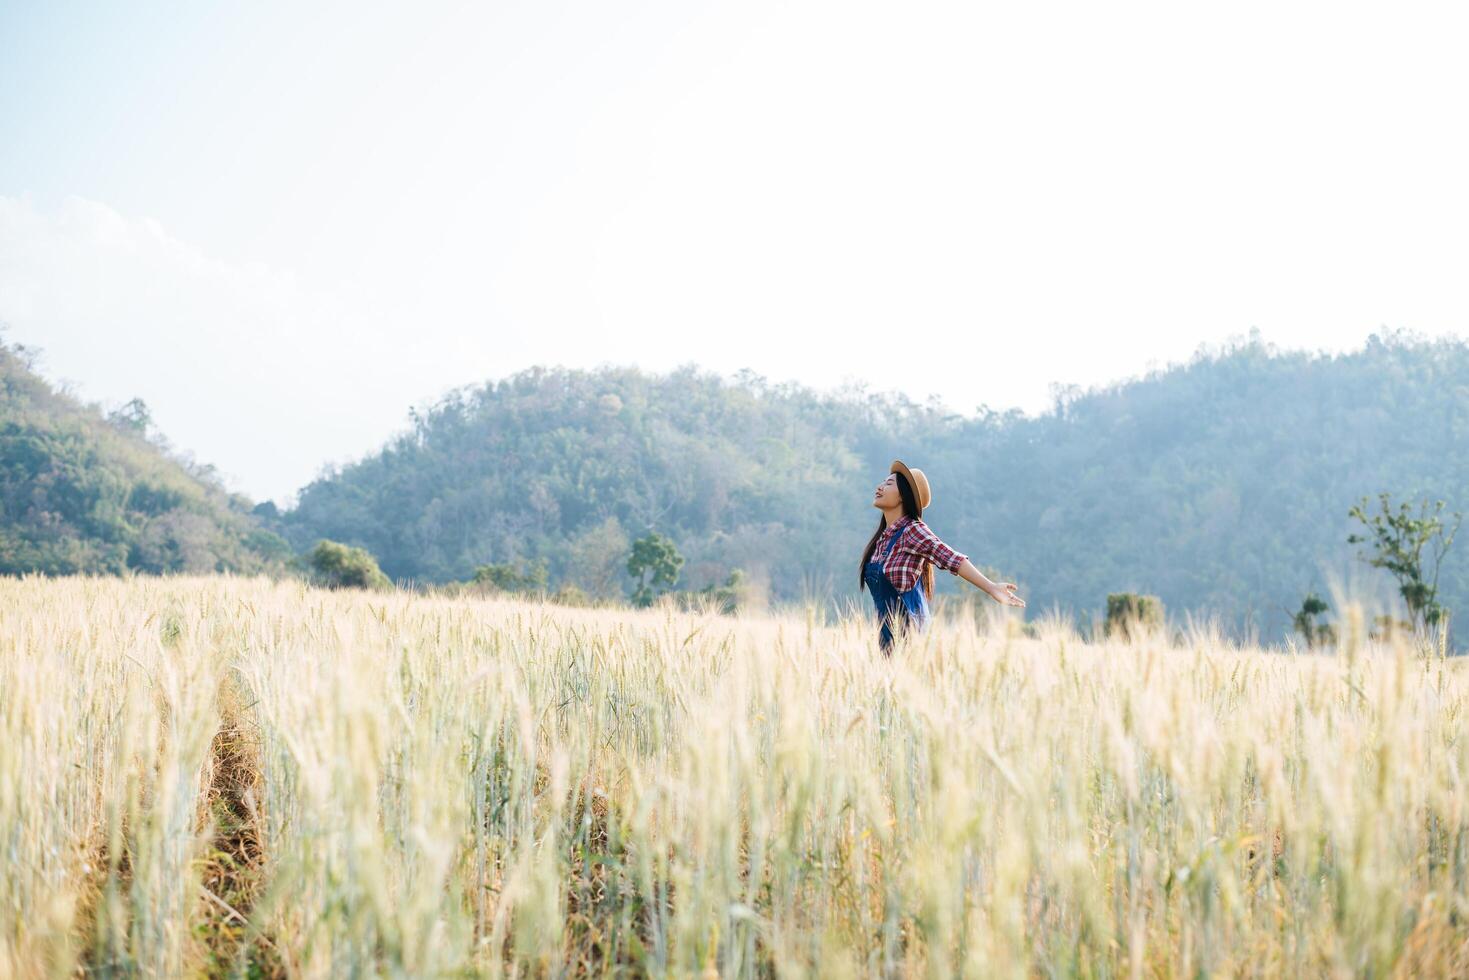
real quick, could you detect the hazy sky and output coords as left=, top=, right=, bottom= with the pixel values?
left=3, top=1, right=1467, bottom=506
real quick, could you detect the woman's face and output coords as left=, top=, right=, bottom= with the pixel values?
left=873, top=472, right=901, bottom=510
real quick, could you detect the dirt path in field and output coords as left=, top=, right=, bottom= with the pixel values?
left=195, top=683, right=282, bottom=978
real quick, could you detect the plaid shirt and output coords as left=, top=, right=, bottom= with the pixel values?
left=873, top=516, right=968, bottom=592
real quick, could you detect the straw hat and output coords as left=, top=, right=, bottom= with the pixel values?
left=890, top=459, right=931, bottom=510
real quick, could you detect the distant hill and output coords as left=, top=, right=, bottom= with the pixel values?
left=280, top=363, right=894, bottom=604
left=0, top=339, right=291, bottom=576
left=281, top=331, right=1469, bottom=637
left=957, top=330, right=1469, bottom=636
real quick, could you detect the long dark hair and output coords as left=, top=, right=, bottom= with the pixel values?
left=858, top=471, right=935, bottom=600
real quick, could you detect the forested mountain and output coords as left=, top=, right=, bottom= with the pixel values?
left=960, top=331, right=1469, bottom=635
left=279, top=331, right=1469, bottom=637
left=0, top=340, right=291, bottom=575
left=277, top=363, right=895, bottom=605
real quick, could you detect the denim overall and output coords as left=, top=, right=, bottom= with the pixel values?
left=865, top=522, right=930, bottom=654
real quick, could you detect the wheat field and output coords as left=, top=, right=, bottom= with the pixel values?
left=2, top=574, right=1467, bottom=978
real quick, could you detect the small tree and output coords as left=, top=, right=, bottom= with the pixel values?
left=306, top=539, right=391, bottom=590
left=107, top=397, right=152, bottom=435
left=1291, top=592, right=1337, bottom=648
left=1348, top=493, right=1461, bottom=632
left=1104, top=592, right=1165, bottom=639
left=627, top=531, right=684, bottom=607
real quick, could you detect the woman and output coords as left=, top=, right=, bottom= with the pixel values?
left=860, top=459, right=1025, bottom=654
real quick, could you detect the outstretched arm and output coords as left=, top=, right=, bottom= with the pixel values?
left=904, top=522, right=1026, bottom=608
left=955, top=559, right=1026, bottom=607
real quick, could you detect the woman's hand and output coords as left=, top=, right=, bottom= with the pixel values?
left=955, top=559, right=1026, bottom=607
left=987, top=581, right=1026, bottom=607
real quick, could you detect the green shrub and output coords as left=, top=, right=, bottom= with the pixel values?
left=1104, top=592, right=1164, bottom=639
left=674, top=568, right=747, bottom=615
left=305, top=539, right=391, bottom=590
left=551, top=583, right=591, bottom=606
left=470, top=559, right=549, bottom=594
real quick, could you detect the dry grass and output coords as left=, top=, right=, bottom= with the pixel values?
left=2, top=573, right=1468, bottom=977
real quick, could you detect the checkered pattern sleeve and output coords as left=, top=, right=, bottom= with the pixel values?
left=903, top=520, right=968, bottom=574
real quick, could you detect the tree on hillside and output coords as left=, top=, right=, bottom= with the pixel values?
left=106, top=397, right=152, bottom=435
left=1348, top=493, right=1461, bottom=633
left=627, top=531, right=684, bottom=607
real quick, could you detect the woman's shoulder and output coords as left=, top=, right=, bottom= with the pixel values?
left=902, top=518, right=944, bottom=543
left=893, top=515, right=938, bottom=535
